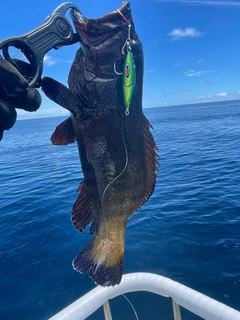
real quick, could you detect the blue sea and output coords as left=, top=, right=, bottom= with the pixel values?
left=1, top=100, right=240, bottom=320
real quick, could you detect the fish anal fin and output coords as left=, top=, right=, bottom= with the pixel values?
left=51, top=117, right=76, bottom=145
left=72, top=235, right=124, bottom=286
left=71, top=181, right=96, bottom=232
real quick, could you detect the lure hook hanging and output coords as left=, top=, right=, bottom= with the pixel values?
left=114, top=10, right=136, bottom=116
left=121, top=24, right=132, bottom=56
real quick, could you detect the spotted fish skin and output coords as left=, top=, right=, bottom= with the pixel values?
left=41, top=2, right=158, bottom=286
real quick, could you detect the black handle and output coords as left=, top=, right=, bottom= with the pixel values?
left=0, top=2, right=82, bottom=88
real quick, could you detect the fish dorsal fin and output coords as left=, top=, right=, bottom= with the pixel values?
left=51, top=117, right=76, bottom=145
left=41, top=77, right=83, bottom=117
left=141, top=113, right=159, bottom=205
left=71, top=181, right=97, bottom=233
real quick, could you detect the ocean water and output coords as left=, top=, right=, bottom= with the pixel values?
left=0, top=100, right=240, bottom=320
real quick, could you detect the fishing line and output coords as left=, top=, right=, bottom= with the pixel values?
left=112, top=288, right=139, bottom=320
left=121, top=294, right=139, bottom=320
left=93, top=112, right=129, bottom=273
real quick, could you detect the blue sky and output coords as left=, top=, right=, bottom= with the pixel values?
left=1, top=0, right=240, bottom=117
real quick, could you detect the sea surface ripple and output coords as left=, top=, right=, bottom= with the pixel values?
left=0, top=101, right=240, bottom=319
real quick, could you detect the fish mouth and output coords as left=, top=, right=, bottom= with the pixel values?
left=71, top=2, right=132, bottom=46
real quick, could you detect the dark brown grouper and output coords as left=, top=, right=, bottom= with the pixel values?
left=41, top=2, right=158, bottom=286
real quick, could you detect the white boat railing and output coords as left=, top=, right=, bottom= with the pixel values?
left=49, top=272, right=240, bottom=320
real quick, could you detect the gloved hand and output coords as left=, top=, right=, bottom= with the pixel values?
left=0, top=56, right=42, bottom=140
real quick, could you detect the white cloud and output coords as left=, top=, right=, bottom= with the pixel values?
left=17, top=107, right=70, bottom=119
left=157, top=0, right=240, bottom=6
left=199, top=79, right=216, bottom=86
left=197, top=92, right=230, bottom=102
left=162, top=90, right=240, bottom=107
left=217, top=92, right=228, bottom=97
left=197, top=59, right=203, bottom=64
left=185, top=69, right=211, bottom=76
left=168, top=28, right=202, bottom=40
left=44, top=55, right=58, bottom=67
left=43, top=55, right=73, bottom=67
left=145, top=69, right=156, bottom=73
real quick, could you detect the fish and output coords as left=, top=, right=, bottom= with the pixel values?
left=41, top=2, right=158, bottom=286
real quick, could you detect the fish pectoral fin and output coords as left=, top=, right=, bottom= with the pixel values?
left=73, top=235, right=124, bottom=286
left=72, top=181, right=96, bottom=232
left=51, top=117, right=76, bottom=145
left=41, top=77, right=82, bottom=117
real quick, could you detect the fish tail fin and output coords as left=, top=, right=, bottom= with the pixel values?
left=73, top=235, right=124, bottom=286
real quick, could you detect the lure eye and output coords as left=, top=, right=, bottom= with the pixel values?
left=125, top=63, right=130, bottom=77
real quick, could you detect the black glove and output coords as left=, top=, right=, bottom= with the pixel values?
left=0, top=56, right=42, bottom=140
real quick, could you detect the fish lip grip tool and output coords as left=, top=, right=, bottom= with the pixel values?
left=0, top=2, right=80, bottom=88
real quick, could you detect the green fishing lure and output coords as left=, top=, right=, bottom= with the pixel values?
left=114, top=13, right=136, bottom=115
left=122, top=51, right=135, bottom=115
